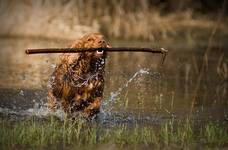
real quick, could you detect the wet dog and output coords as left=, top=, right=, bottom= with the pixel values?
left=47, top=33, right=110, bottom=118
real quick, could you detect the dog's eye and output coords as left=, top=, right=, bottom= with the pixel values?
left=87, top=38, right=92, bottom=41
left=96, top=49, right=104, bottom=54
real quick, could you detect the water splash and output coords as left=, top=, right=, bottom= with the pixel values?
left=19, top=90, right=24, bottom=96
left=0, top=68, right=156, bottom=124
left=26, top=103, right=65, bottom=120
left=100, top=68, right=151, bottom=120
left=110, top=68, right=150, bottom=102
left=0, top=102, right=66, bottom=121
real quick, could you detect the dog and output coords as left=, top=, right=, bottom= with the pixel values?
left=47, top=33, right=110, bottom=118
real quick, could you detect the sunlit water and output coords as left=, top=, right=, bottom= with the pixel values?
left=0, top=37, right=227, bottom=125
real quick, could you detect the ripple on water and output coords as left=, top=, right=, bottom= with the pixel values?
left=0, top=68, right=166, bottom=125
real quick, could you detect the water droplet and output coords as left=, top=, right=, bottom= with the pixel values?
left=19, top=90, right=24, bottom=96
left=33, top=103, right=39, bottom=110
left=103, top=68, right=151, bottom=116
left=51, top=64, right=56, bottom=68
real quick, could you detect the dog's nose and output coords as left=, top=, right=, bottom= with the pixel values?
left=98, top=40, right=105, bottom=44
left=97, top=40, right=107, bottom=48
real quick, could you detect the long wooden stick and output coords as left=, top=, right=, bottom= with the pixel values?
left=25, top=47, right=168, bottom=65
left=25, top=47, right=168, bottom=54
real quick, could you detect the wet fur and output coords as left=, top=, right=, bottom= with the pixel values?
left=47, top=33, right=109, bottom=118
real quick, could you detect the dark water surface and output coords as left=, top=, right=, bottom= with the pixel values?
left=0, top=37, right=227, bottom=125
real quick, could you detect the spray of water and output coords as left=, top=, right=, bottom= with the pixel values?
left=100, top=68, right=151, bottom=121
left=0, top=68, right=152, bottom=122
left=110, top=68, right=150, bottom=102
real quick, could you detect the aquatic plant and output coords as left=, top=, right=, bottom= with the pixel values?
left=0, top=117, right=227, bottom=149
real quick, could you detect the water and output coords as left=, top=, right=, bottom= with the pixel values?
left=0, top=67, right=161, bottom=125
left=0, top=37, right=227, bottom=125
left=105, top=68, right=150, bottom=108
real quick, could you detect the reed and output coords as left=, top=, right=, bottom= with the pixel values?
left=0, top=117, right=227, bottom=149
left=1, top=0, right=227, bottom=41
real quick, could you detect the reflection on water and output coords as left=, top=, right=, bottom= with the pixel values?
left=0, top=37, right=227, bottom=124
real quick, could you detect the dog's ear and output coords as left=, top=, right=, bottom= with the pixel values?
left=71, top=40, right=84, bottom=48
left=60, top=53, right=70, bottom=64
left=58, top=39, right=85, bottom=64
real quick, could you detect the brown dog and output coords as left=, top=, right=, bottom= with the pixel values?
left=47, top=33, right=110, bottom=118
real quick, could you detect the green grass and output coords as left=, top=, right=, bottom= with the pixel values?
left=0, top=117, right=228, bottom=149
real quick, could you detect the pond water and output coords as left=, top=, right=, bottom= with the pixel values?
left=0, top=37, right=227, bottom=125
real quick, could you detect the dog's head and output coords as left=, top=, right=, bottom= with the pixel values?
left=61, top=33, right=110, bottom=73
left=60, top=33, right=110, bottom=65
left=71, top=33, right=110, bottom=60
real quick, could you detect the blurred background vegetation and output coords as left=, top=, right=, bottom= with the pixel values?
left=0, top=0, right=227, bottom=42
left=0, top=2, right=227, bottom=149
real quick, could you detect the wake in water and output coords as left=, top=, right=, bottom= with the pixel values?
left=0, top=68, right=161, bottom=123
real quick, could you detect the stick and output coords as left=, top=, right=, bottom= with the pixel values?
left=25, top=47, right=168, bottom=65
left=25, top=47, right=168, bottom=54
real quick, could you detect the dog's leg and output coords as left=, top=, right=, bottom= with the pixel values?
left=47, top=90, right=58, bottom=110
left=83, top=97, right=101, bottom=117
